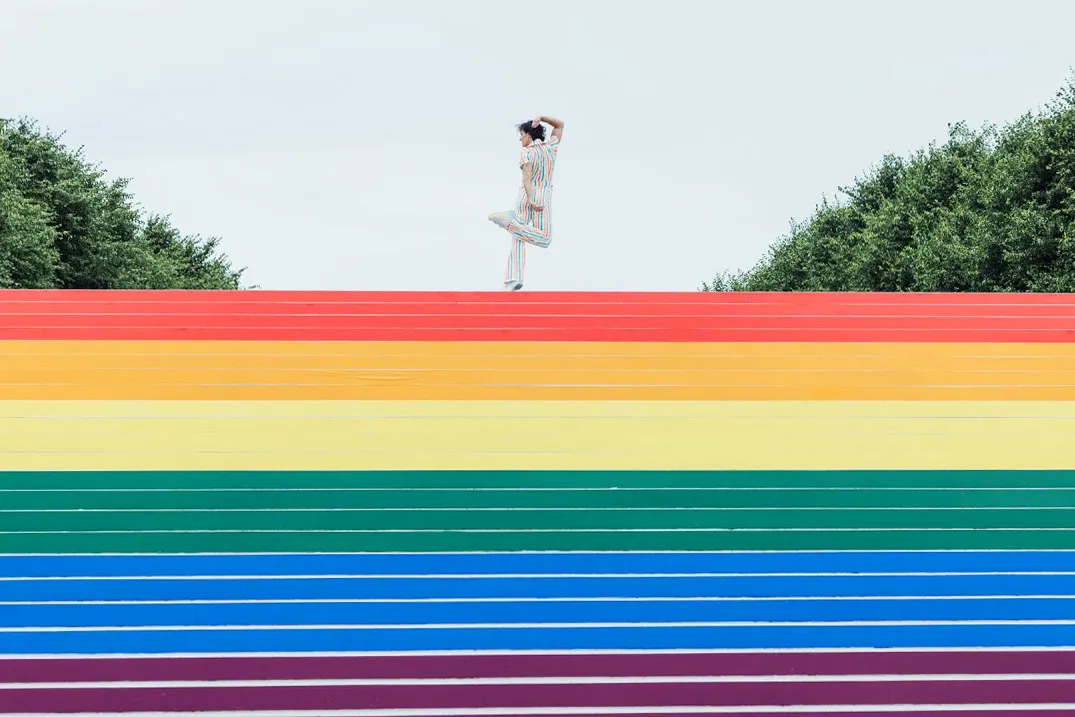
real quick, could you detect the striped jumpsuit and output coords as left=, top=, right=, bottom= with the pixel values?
left=488, top=134, right=561, bottom=288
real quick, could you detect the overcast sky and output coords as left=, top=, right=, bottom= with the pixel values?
left=3, top=0, right=1074, bottom=291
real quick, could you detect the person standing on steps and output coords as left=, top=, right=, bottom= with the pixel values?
left=488, top=115, right=565, bottom=291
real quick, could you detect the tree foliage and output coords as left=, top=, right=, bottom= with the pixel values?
left=0, top=118, right=243, bottom=289
left=705, top=76, right=1075, bottom=292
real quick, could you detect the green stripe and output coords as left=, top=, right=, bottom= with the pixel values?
left=5, top=470, right=1075, bottom=553
left=3, top=508, right=1075, bottom=531
left=2, top=470, right=1075, bottom=490
left=5, top=488, right=1075, bottom=510
left=3, top=530, right=1075, bottom=553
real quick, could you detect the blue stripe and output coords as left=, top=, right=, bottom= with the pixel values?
left=5, top=624, right=1075, bottom=654
left=3, top=598, right=1074, bottom=628
left=4, top=551, right=1075, bottom=578
left=5, top=574, right=1075, bottom=602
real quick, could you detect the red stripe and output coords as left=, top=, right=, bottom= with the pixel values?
left=1, top=679, right=1072, bottom=712
left=1, top=290, right=1074, bottom=304
left=1, top=301, right=1074, bottom=317
left=4, top=313, right=1075, bottom=330
left=1, top=291, right=1072, bottom=341
left=3, top=651, right=1073, bottom=683
left=1, top=327, right=1072, bottom=341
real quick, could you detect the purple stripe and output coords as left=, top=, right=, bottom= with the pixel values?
left=2, top=680, right=1074, bottom=712
left=426, top=714, right=1075, bottom=717
left=4, top=650, right=1075, bottom=683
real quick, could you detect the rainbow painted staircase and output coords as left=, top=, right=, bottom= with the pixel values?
left=1, top=289, right=1075, bottom=714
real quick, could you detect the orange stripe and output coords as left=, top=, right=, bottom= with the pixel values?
left=1, top=341, right=1073, bottom=400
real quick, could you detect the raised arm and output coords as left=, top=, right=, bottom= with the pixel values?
left=534, top=115, right=565, bottom=140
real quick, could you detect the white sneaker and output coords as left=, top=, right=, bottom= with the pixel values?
left=505, top=281, right=523, bottom=291
left=488, top=212, right=512, bottom=229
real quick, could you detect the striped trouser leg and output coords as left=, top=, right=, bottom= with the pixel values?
left=506, top=236, right=527, bottom=286
left=501, top=206, right=551, bottom=287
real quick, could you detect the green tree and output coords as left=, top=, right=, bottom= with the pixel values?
left=704, top=75, right=1075, bottom=292
left=0, top=118, right=244, bottom=289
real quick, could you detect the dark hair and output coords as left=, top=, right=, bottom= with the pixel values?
left=517, top=121, right=546, bottom=142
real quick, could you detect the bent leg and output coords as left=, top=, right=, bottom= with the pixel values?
left=489, top=206, right=552, bottom=290
left=505, top=221, right=551, bottom=248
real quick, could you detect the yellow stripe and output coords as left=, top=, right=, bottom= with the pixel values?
left=0, top=400, right=1071, bottom=471
left=2, top=341, right=1075, bottom=400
